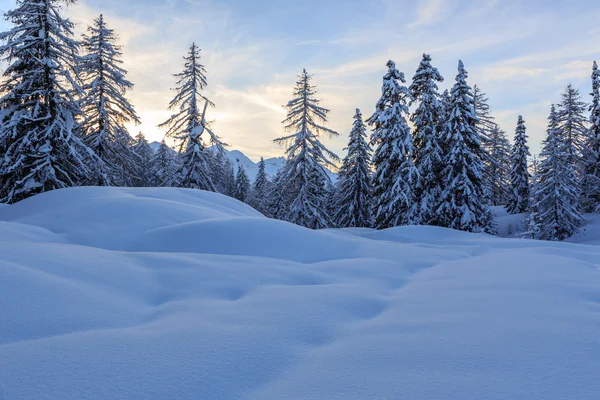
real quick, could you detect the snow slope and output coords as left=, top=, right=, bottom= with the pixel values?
left=1, top=187, right=599, bottom=400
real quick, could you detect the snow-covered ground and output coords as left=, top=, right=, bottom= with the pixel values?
left=1, top=187, right=599, bottom=400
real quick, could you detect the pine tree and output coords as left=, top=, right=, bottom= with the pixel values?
left=233, top=165, right=250, bottom=203
left=151, top=139, right=178, bottom=187
left=0, top=0, right=96, bottom=203
left=79, top=14, right=140, bottom=186
left=581, top=61, right=600, bottom=213
left=159, top=43, right=224, bottom=191
left=367, top=60, right=417, bottom=229
left=534, top=105, right=583, bottom=241
left=249, top=157, right=271, bottom=215
left=268, top=168, right=289, bottom=220
left=436, top=61, right=494, bottom=233
left=274, top=69, right=338, bottom=229
left=506, top=116, right=531, bottom=214
left=408, top=53, right=444, bottom=224
left=333, top=109, right=373, bottom=228
left=523, top=156, right=542, bottom=239
left=485, top=124, right=512, bottom=206
left=132, top=132, right=153, bottom=187
left=557, top=84, right=588, bottom=170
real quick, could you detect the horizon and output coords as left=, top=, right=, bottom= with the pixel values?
left=1, top=0, right=599, bottom=162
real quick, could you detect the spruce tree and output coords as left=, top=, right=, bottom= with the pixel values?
left=249, top=157, right=271, bottom=215
left=151, top=139, right=178, bottom=187
left=333, top=109, right=373, bottom=228
left=233, top=165, right=250, bottom=203
left=506, top=116, right=531, bottom=214
left=557, top=84, right=588, bottom=169
left=534, top=105, right=583, bottom=241
left=132, top=132, right=153, bottom=187
left=436, top=61, right=494, bottom=233
left=274, top=69, right=338, bottom=229
left=268, top=169, right=289, bottom=220
left=0, top=0, right=96, bottom=203
left=368, top=60, right=417, bottom=229
left=581, top=61, right=600, bottom=213
left=486, top=124, right=512, bottom=206
left=159, top=43, right=223, bottom=191
left=79, top=14, right=140, bottom=186
left=408, top=53, right=444, bottom=224
left=523, top=157, right=542, bottom=239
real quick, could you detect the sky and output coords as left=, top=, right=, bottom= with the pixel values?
left=1, top=0, right=600, bottom=161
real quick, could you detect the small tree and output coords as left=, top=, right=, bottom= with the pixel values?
left=249, top=157, right=271, bottom=215
left=534, top=105, right=583, bottom=241
left=151, top=140, right=178, bottom=187
left=333, top=109, right=373, bottom=228
left=233, top=165, right=251, bottom=203
left=485, top=124, right=512, bottom=206
left=368, top=60, right=417, bottom=229
left=507, top=116, right=531, bottom=214
left=274, top=69, right=338, bottom=229
left=132, top=133, right=153, bottom=187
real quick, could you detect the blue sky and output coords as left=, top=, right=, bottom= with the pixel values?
left=1, top=0, right=599, bottom=160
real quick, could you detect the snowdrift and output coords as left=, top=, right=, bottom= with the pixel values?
left=1, top=187, right=599, bottom=400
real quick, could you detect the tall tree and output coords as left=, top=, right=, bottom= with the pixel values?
left=132, top=132, right=153, bottom=187
left=581, top=61, right=600, bottom=213
left=408, top=53, right=444, bottom=224
left=249, top=157, right=271, bottom=215
left=557, top=84, right=588, bottom=170
left=233, top=165, right=250, bottom=203
left=333, top=109, right=373, bottom=228
left=534, top=105, right=583, bottom=241
left=523, top=156, right=542, bottom=240
left=151, top=139, right=178, bottom=187
left=274, top=69, right=338, bottom=229
left=436, top=61, right=494, bottom=233
left=506, top=116, right=531, bottom=214
left=0, top=0, right=96, bottom=203
left=368, top=60, right=417, bottom=229
left=485, top=124, right=512, bottom=206
left=79, top=14, right=140, bottom=186
left=159, top=43, right=223, bottom=191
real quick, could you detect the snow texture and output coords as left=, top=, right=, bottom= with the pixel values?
left=1, top=186, right=600, bottom=399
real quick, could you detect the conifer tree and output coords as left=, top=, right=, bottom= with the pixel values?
left=485, top=124, right=512, bottom=206
left=151, top=140, right=178, bottom=187
left=368, top=60, right=417, bottom=229
left=534, top=105, right=583, bottom=241
left=79, top=14, right=140, bottom=186
left=557, top=84, right=588, bottom=169
left=408, top=54, right=444, bottom=224
left=160, top=43, right=223, bottom=191
left=268, top=169, right=289, bottom=220
left=581, top=61, right=600, bottom=212
left=523, top=157, right=542, bottom=239
left=233, top=165, right=250, bottom=203
left=132, top=133, right=153, bottom=187
left=0, top=0, right=96, bottom=203
left=436, top=61, right=494, bottom=233
left=274, top=69, right=338, bottom=229
left=249, top=157, right=271, bottom=215
left=507, top=116, right=531, bottom=214
left=333, top=109, right=373, bottom=228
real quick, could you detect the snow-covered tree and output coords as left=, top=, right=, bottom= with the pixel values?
left=249, top=157, right=271, bottom=215
left=506, top=116, right=531, bottom=214
left=233, top=165, right=250, bottom=203
left=79, top=14, right=140, bottom=186
left=534, top=105, right=583, bottom=241
left=523, top=156, right=542, bottom=239
left=557, top=84, right=588, bottom=169
left=436, top=61, right=495, bottom=233
left=485, top=124, right=512, bottom=206
left=367, top=60, right=417, bottom=229
left=0, top=0, right=96, bottom=203
left=333, top=109, right=373, bottom=228
left=268, top=168, right=289, bottom=220
left=274, top=69, right=338, bottom=229
left=408, top=53, right=444, bottom=224
left=160, top=43, right=224, bottom=191
left=581, top=61, right=600, bottom=213
left=151, top=139, right=178, bottom=187
left=132, top=132, right=153, bottom=187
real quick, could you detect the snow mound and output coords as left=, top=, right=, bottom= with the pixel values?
left=1, top=187, right=599, bottom=400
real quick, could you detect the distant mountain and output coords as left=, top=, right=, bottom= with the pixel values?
left=149, top=142, right=335, bottom=182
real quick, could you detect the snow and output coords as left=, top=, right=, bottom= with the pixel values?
left=1, top=187, right=600, bottom=399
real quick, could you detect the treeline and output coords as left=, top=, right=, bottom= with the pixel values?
left=0, top=0, right=598, bottom=242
